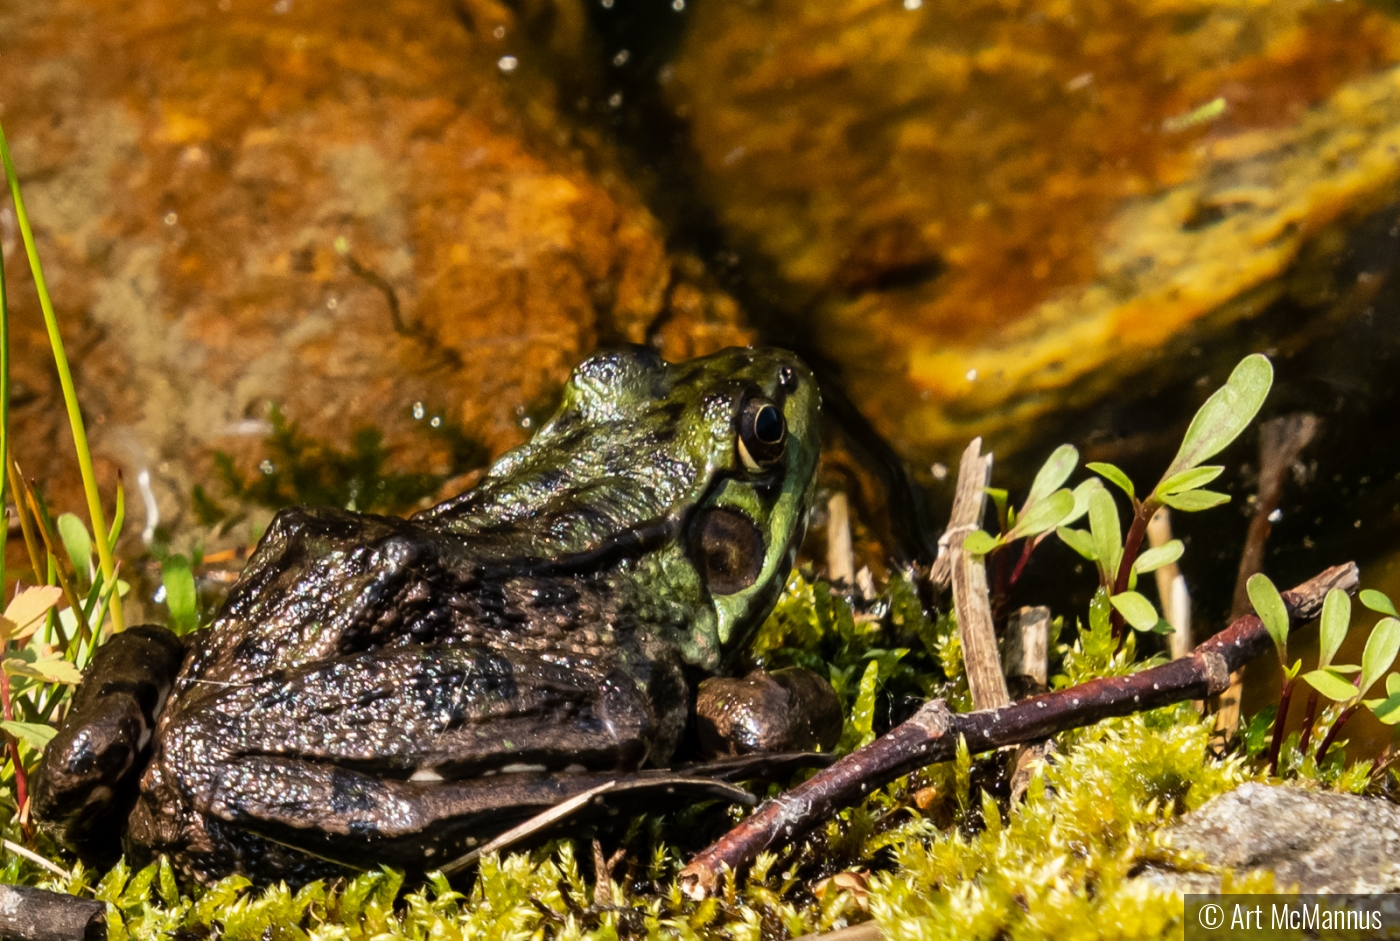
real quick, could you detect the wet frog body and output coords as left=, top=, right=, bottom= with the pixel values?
left=35, top=347, right=825, bottom=884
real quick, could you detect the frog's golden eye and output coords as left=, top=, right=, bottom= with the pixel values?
left=690, top=507, right=765, bottom=595
left=738, top=397, right=787, bottom=471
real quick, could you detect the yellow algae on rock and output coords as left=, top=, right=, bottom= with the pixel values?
left=670, top=0, right=1400, bottom=463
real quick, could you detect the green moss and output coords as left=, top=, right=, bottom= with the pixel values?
left=0, top=574, right=1378, bottom=938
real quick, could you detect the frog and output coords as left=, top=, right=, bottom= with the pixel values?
left=32, top=345, right=840, bottom=886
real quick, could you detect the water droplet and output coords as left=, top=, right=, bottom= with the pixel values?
left=272, top=0, right=290, bottom=12
left=492, top=25, right=506, bottom=39
left=521, top=416, right=533, bottom=429
left=430, top=416, right=442, bottom=428
left=672, top=0, right=685, bottom=9
left=259, top=459, right=275, bottom=475
left=613, top=49, right=630, bottom=66
left=163, top=212, right=178, bottom=226
left=412, top=402, right=425, bottom=420
left=931, top=462, right=948, bottom=480
left=903, top=0, right=922, bottom=8
left=608, top=92, right=623, bottom=108
left=326, top=297, right=338, bottom=310
left=965, top=368, right=978, bottom=381
left=498, top=55, right=518, bottom=73
left=1268, top=508, right=1282, bottom=523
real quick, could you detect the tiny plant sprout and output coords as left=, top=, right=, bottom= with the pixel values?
left=1248, top=573, right=1299, bottom=774
left=962, top=444, right=1079, bottom=558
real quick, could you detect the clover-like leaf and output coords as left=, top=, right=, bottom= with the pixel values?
left=1109, top=591, right=1159, bottom=632
left=1303, top=668, right=1361, bottom=702
left=3, top=655, right=82, bottom=685
left=1158, top=489, right=1231, bottom=512
left=1086, top=462, right=1134, bottom=500
left=1360, top=589, right=1398, bottom=618
left=1088, top=488, right=1122, bottom=583
left=0, top=720, right=56, bottom=751
left=1132, top=540, right=1183, bottom=574
left=962, top=530, right=1002, bottom=556
left=1360, top=616, right=1400, bottom=695
left=1005, top=489, right=1075, bottom=542
left=1025, top=444, right=1078, bottom=508
left=1318, top=588, right=1351, bottom=671
left=1056, top=526, right=1097, bottom=561
left=1247, top=573, right=1290, bottom=666
left=1154, top=465, right=1225, bottom=498
left=0, top=584, right=63, bottom=645
left=1160, top=353, right=1273, bottom=480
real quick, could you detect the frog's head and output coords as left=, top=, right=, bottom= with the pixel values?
left=427, top=346, right=819, bottom=670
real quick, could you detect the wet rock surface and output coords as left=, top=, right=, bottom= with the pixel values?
left=0, top=0, right=750, bottom=548
left=1139, top=782, right=1400, bottom=893
left=667, top=0, right=1400, bottom=468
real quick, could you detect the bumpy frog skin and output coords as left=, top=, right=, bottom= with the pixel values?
left=33, top=347, right=823, bottom=885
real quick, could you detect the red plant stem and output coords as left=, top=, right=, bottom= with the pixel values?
left=1267, top=676, right=1295, bottom=774
left=0, top=670, right=28, bottom=827
left=1110, top=501, right=1156, bottom=641
left=1314, top=702, right=1360, bottom=766
left=1009, top=539, right=1036, bottom=586
left=1297, top=689, right=1321, bottom=754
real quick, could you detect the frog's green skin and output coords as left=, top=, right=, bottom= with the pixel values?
left=33, top=347, right=822, bottom=885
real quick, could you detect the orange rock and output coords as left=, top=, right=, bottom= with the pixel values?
left=0, top=0, right=751, bottom=551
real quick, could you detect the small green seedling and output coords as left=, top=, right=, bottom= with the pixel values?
left=1055, top=354, right=1273, bottom=641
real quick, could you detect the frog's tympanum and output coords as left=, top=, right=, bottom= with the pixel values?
left=33, top=347, right=834, bottom=885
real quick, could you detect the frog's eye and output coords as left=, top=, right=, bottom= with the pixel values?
left=738, top=397, right=787, bottom=471
left=690, top=507, right=765, bottom=595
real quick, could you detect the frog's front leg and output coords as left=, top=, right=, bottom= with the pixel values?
left=694, top=667, right=842, bottom=758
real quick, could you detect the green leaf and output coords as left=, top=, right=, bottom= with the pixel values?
left=1006, top=489, right=1075, bottom=541
left=3, top=656, right=82, bottom=685
left=1062, top=478, right=1104, bottom=526
left=1085, top=462, right=1134, bottom=500
left=1158, top=489, right=1231, bottom=512
left=1056, top=526, right=1097, bottom=561
left=1154, top=465, right=1226, bottom=498
left=1132, top=540, right=1183, bottom=574
left=1318, top=588, right=1351, bottom=671
left=1161, top=353, right=1274, bottom=480
left=57, top=513, right=94, bottom=583
left=1365, top=692, right=1400, bottom=725
left=161, top=554, right=199, bottom=636
left=984, top=487, right=1009, bottom=524
left=1360, top=617, right=1400, bottom=695
left=1109, top=591, right=1159, bottom=631
left=1088, top=488, right=1122, bottom=583
left=1247, top=573, right=1290, bottom=665
left=1025, top=444, right=1078, bottom=507
left=962, top=530, right=1001, bottom=556
left=1284, top=659, right=1302, bottom=682
left=1360, top=589, right=1398, bottom=618
left=1303, top=668, right=1361, bottom=702
left=1, top=720, right=56, bottom=750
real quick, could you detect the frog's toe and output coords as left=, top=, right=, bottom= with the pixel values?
left=32, top=627, right=187, bottom=866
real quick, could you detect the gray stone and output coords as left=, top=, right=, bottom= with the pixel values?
left=1138, top=782, right=1400, bottom=894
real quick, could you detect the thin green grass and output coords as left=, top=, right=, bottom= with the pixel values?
left=0, top=122, right=123, bottom=631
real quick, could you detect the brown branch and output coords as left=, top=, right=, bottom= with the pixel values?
left=0, top=884, right=105, bottom=941
left=678, top=562, right=1358, bottom=900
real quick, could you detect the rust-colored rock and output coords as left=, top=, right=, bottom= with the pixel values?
left=668, top=0, right=1400, bottom=465
left=0, top=0, right=751, bottom=551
